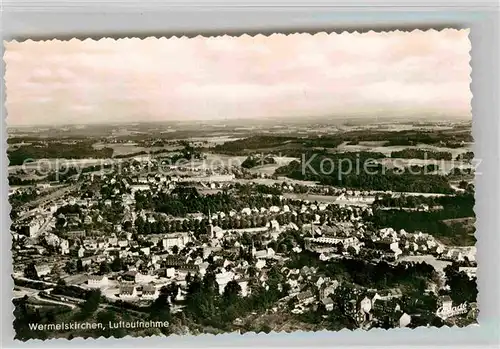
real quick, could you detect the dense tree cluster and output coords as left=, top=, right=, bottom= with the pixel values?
left=443, top=263, right=478, bottom=304
left=241, top=155, right=276, bottom=169
left=373, top=193, right=472, bottom=209
left=455, top=151, right=474, bottom=162
left=287, top=251, right=436, bottom=290
left=369, top=193, right=475, bottom=245
left=9, top=188, right=39, bottom=207
left=390, top=149, right=452, bottom=161
left=213, top=135, right=300, bottom=154
left=8, top=141, right=113, bottom=166
left=134, top=188, right=286, bottom=217
left=183, top=268, right=288, bottom=330
left=275, top=152, right=453, bottom=194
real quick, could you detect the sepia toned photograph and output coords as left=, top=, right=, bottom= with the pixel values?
left=5, top=30, right=477, bottom=341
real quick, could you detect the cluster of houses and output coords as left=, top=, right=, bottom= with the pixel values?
left=10, top=160, right=477, bottom=333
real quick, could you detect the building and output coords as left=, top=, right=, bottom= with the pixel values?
left=120, top=284, right=137, bottom=299
left=399, top=313, right=411, bottom=328
left=296, top=290, right=315, bottom=305
left=122, top=270, right=150, bottom=284
left=24, top=263, right=51, bottom=279
left=34, top=264, right=51, bottom=278
left=322, top=297, right=334, bottom=311
left=373, top=288, right=403, bottom=302
left=60, top=239, right=70, bottom=255
left=141, top=285, right=159, bottom=299
left=23, top=221, right=41, bottom=238
left=66, top=230, right=86, bottom=239
left=82, top=257, right=93, bottom=267
left=130, top=184, right=150, bottom=194
left=162, top=233, right=191, bottom=249
left=305, top=236, right=359, bottom=251
left=87, top=275, right=109, bottom=288
left=459, top=266, right=477, bottom=279
left=163, top=255, right=187, bottom=267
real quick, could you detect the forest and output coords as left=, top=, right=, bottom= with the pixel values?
left=369, top=193, right=476, bottom=245
left=8, top=141, right=113, bottom=166
left=390, top=149, right=453, bottom=161
left=241, top=154, right=276, bottom=169
left=274, top=152, right=453, bottom=193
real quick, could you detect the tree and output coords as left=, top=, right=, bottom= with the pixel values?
left=172, top=245, right=179, bottom=255
left=149, top=287, right=171, bottom=321
left=346, top=246, right=357, bottom=256
left=99, top=261, right=111, bottom=275
left=76, top=259, right=84, bottom=272
left=110, top=257, right=124, bottom=272
left=223, top=280, right=242, bottom=301
left=81, top=289, right=101, bottom=316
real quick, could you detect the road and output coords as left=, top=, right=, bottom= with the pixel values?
left=34, top=293, right=77, bottom=309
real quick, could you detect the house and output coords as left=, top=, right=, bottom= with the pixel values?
left=459, top=266, right=477, bottom=279
left=96, top=239, right=107, bottom=249
left=26, top=263, right=51, bottom=279
left=83, top=239, right=97, bottom=249
left=130, top=184, right=150, bottom=194
left=122, top=270, right=150, bottom=284
left=60, top=239, right=70, bottom=255
left=141, top=284, right=158, bottom=299
left=373, top=288, right=403, bottom=302
left=35, top=264, right=52, bottom=278
left=165, top=267, right=176, bottom=278
left=360, top=296, right=372, bottom=314
left=82, top=257, right=93, bottom=267
left=66, top=230, right=86, bottom=239
left=24, top=221, right=40, bottom=238
left=87, top=275, right=109, bottom=288
left=163, top=255, right=187, bottom=267
left=319, top=280, right=339, bottom=299
left=399, top=313, right=411, bottom=328
left=253, top=248, right=275, bottom=259
left=255, top=259, right=266, bottom=269
left=322, top=297, right=334, bottom=311
left=118, top=240, right=128, bottom=248
left=119, top=284, right=137, bottom=299
left=296, top=290, right=315, bottom=305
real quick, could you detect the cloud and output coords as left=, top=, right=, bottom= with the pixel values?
left=4, top=30, right=471, bottom=126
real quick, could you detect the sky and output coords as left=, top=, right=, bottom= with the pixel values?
left=4, top=29, right=471, bottom=126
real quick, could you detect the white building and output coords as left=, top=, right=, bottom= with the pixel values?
left=215, top=271, right=235, bottom=294
left=130, top=184, right=150, bottom=194
left=162, top=233, right=191, bottom=249
left=87, top=275, right=109, bottom=288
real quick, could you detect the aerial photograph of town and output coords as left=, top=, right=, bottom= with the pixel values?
left=5, top=29, right=477, bottom=340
